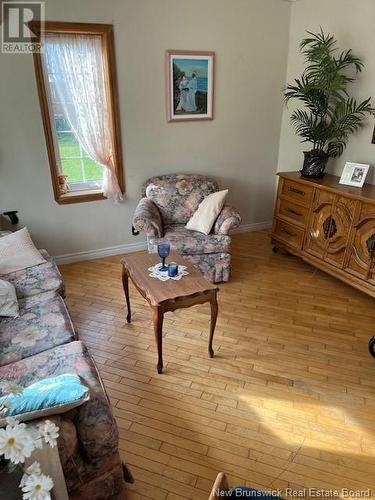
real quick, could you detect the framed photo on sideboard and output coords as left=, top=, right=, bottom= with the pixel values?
left=339, top=162, right=370, bottom=188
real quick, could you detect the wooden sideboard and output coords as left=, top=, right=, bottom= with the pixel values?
left=271, top=171, right=375, bottom=298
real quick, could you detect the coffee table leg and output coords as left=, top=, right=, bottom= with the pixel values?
left=122, top=267, right=131, bottom=323
left=152, top=306, right=164, bottom=374
left=208, top=291, right=218, bottom=358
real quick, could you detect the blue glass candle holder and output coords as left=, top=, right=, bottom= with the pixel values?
left=157, top=241, right=170, bottom=271
left=168, top=262, right=178, bottom=277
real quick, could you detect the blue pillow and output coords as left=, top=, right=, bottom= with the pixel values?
left=0, top=374, right=89, bottom=425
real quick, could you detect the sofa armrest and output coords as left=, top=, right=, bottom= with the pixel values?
left=132, top=197, right=163, bottom=237
left=213, top=206, right=241, bottom=235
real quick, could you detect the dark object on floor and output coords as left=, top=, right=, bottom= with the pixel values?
left=369, top=336, right=375, bottom=358
left=122, top=463, right=134, bottom=484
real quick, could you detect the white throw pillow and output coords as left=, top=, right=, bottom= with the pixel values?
left=186, top=189, right=228, bottom=235
left=0, top=280, right=19, bottom=318
left=0, top=227, right=46, bottom=274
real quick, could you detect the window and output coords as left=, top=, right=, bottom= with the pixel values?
left=31, top=23, right=124, bottom=204
left=54, top=115, right=103, bottom=191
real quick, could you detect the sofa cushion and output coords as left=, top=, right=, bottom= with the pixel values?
left=164, top=224, right=230, bottom=254
left=0, top=227, right=46, bottom=274
left=0, top=250, right=65, bottom=299
left=0, top=292, right=75, bottom=367
left=143, top=174, right=219, bottom=224
left=0, top=280, right=19, bottom=318
left=0, top=341, right=122, bottom=496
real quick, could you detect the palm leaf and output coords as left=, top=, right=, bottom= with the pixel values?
left=284, top=29, right=374, bottom=157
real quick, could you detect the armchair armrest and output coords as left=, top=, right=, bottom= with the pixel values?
left=213, top=205, right=241, bottom=235
left=132, top=197, right=163, bottom=237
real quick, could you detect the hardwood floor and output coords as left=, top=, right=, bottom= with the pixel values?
left=60, top=231, right=375, bottom=499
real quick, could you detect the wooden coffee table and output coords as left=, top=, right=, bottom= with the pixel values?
left=121, top=251, right=219, bottom=374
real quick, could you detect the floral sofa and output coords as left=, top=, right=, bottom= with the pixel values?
left=132, top=174, right=241, bottom=282
left=0, top=251, right=126, bottom=499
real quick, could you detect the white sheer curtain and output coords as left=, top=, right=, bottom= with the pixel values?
left=44, top=33, right=123, bottom=202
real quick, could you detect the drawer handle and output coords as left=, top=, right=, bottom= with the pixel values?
left=288, top=186, right=305, bottom=196
left=367, top=234, right=375, bottom=257
left=287, top=208, right=302, bottom=217
left=282, top=228, right=297, bottom=237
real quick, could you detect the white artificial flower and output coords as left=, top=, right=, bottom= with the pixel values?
left=26, top=461, right=42, bottom=476
left=39, top=420, right=59, bottom=448
left=0, top=421, right=35, bottom=464
left=28, top=427, right=43, bottom=449
left=20, top=462, right=42, bottom=488
left=21, top=473, right=54, bottom=500
left=0, top=397, right=12, bottom=418
left=33, top=436, right=43, bottom=449
left=20, top=473, right=27, bottom=488
left=5, top=416, right=20, bottom=427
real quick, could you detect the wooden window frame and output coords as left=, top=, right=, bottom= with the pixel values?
left=30, top=22, right=124, bottom=204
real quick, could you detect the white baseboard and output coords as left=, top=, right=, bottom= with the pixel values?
left=53, top=221, right=272, bottom=265
left=54, top=240, right=147, bottom=265
left=232, top=221, right=272, bottom=234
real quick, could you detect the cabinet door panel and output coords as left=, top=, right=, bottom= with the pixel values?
left=304, top=191, right=353, bottom=268
left=345, top=202, right=375, bottom=283
left=304, top=190, right=336, bottom=259
left=324, top=196, right=356, bottom=268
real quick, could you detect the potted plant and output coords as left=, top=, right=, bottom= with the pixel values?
left=284, top=29, right=374, bottom=178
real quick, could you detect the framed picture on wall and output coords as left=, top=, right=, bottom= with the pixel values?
left=165, top=50, right=215, bottom=122
left=339, top=162, right=370, bottom=188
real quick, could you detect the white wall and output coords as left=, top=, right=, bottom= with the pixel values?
left=278, top=0, right=375, bottom=182
left=0, top=0, right=291, bottom=257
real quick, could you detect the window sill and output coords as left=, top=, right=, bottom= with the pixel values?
left=56, top=189, right=106, bottom=204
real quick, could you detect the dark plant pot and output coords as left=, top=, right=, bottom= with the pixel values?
left=300, top=150, right=329, bottom=178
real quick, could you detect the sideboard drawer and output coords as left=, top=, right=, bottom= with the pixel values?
left=281, top=179, right=314, bottom=206
left=277, top=198, right=309, bottom=227
left=273, top=219, right=304, bottom=250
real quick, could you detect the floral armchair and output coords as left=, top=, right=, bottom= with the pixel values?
left=132, top=174, right=241, bottom=282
